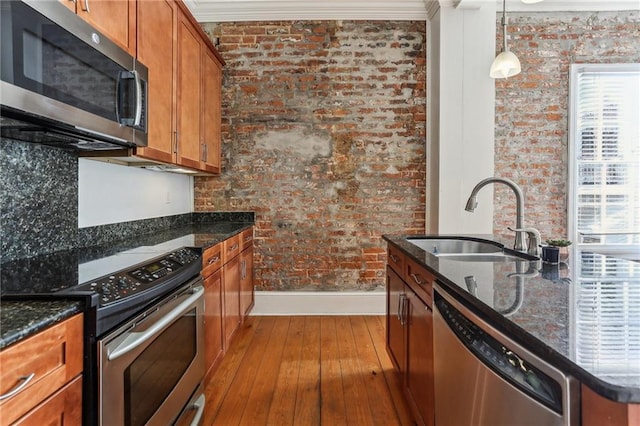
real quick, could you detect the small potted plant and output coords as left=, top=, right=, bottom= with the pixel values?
left=542, top=239, right=572, bottom=264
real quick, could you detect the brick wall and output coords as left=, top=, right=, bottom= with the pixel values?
left=195, top=21, right=426, bottom=291
left=493, top=10, right=640, bottom=243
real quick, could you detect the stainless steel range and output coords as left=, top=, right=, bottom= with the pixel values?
left=2, top=239, right=206, bottom=425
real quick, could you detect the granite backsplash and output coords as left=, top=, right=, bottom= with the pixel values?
left=1, top=139, right=78, bottom=262
left=1, top=138, right=254, bottom=263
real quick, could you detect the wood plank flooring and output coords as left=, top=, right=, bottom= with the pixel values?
left=203, top=316, right=415, bottom=426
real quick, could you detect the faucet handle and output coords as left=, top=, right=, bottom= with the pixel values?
left=508, top=227, right=541, bottom=257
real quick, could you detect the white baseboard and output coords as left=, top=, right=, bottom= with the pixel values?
left=250, top=291, right=385, bottom=316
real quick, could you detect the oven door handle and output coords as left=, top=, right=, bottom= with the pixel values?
left=107, top=286, right=204, bottom=361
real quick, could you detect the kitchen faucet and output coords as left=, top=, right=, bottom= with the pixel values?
left=464, top=177, right=540, bottom=256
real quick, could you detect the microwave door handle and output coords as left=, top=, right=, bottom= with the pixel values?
left=107, top=286, right=204, bottom=361
left=115, top=71, right=123, bottom=125
left=132, top=69, right=143, bottom=127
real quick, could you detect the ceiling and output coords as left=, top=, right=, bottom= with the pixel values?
left=184, top=0, right=640, bottom=22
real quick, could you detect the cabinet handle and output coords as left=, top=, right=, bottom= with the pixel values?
left=0, top=373, right=35, bottom=401
left=400, top=297, right=408, bottom=326
left=229, top=243, right=239, bottom=252
left=207, top=255, right=220, bottom=265
left=81, top=0, right=89, bottom=12
left=203, top=144, right=208, bottom=162
left=409, top=273, right=424, bottom=285
left=389, top=254, right=400, bottom=264
left=174, top=132, right=179, bottom=154
left=396, top=295, right=403, bottom=322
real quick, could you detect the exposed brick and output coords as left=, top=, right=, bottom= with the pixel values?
left=494, top=10, right=640, bottom=241
left=198, top=20, right=426, bottom=291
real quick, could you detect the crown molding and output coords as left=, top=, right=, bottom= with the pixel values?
left=506, top=0, right=640, bottom=12
left=184, top=0, right=639, bottom=23
left=185, top=0, right=430, bottom=22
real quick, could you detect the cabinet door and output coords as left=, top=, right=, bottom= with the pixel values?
left=76, top=0, right=136, bottom=54
left=176, top=12, right=202, bottom=170
left=201, top=48, right=222, bottom=174
left=223, top=255, right=241, bottom=351
left=240, top=246, right=254, bottom=317
left=136, top=0, right=177, bottom=163
left=405, top=290, right=434, bottom=426
left=386, top=267, right=405, bottom=373
left=204, top=268, right=223, bottom=380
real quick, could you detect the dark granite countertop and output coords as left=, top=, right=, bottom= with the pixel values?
left=0, top=299, right=83, bottom=350
left=384, top=234, right=640, bottom=404
left=0, top=217, right=254, bottom=348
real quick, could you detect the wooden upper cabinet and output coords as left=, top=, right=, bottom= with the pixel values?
left=176, top=11, right=203, bottom=170
left=60, top=0, right=136, bottom=55
left=136, top=0, right=177, bottom=164
left=201, top=48, right=223, bottom=174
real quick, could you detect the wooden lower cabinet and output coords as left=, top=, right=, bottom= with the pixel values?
left=0, top=314, right=83, bottom=425
left=405, top=288, right=434, bottom=426
left=386, top=267, right=406, bottom=373
left=240, top=244, right=254, bottom=317
left=582, top=384, right=640, bottom=426
left=386, top=246, right=435, bottom=426
left=203, top=268, right=224, bottom=381
left=12, top=376, right=82, bottom=426
left=222, top=254, right=241, bottom=351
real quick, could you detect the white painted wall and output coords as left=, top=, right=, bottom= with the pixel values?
left=78, top=159, right=193, bottom=228
left=433, top=1, right=497, bottom=234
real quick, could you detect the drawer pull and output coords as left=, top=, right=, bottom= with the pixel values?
left=410, top=273, right=424, bottom=285
left=389, top=254, right=400, bottom=263
left=207, top=255, right=220, bottom=265
left=244, top=236, right=252, bottom=242
left=229, top=243, right=239, bottom=251
left=0, top=373, right=35, bottom=401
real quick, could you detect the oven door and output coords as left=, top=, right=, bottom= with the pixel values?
left=99, top=280, right=204, bottom=426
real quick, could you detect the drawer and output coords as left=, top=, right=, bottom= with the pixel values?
left=223, top=234, right=241, bottom=263
left=387, top=244, right=405, bottom=277
left=13, top=375, right=82, bottom=426
left=0, top=314, right=83, bottom=425
left=240, top=227, right=253, bottom=251
left=202, top=243, right=223, bottom=278
left=405, top=257, right=434, bottom=307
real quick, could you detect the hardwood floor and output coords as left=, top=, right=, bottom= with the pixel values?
left=203, top=316, right=415, bottom=426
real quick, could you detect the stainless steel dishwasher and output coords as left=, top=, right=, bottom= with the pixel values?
left=433, top=281, right=579, bottom=426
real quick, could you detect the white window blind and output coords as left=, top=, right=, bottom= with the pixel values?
left=569, top=64, right=640, bottom=379
left=570, top=64, right=640, bottom=247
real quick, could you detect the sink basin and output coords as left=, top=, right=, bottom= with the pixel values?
left=407, top=238, right=503, bottom=255
left=435, top=253, right=525, bottom=262
left=406, top=237, right=535, bottom=262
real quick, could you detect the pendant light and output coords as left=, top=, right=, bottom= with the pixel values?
left=490, top=0, right=521, bottom=79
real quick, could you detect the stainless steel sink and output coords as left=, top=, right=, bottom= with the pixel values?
left=406, top=237, right=534, bottom=262
left=434, top=253, right=525, bottom=262
left=407, top=238, right=503, bottom=255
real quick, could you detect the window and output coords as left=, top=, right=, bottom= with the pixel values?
left=569, top=64, right=640, bottom=248
left=569, top=64, right=640, bottom=380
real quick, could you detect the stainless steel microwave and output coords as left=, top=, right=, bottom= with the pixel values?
left=0, top=0, right=148, bottom=151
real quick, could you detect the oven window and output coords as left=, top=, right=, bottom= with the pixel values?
left=124, top=309, right=197, bottom=426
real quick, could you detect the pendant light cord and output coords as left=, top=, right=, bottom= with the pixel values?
left=501, top=0, right=508, bottom=52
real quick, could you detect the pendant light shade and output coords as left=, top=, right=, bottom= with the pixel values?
left=490, top=50, right=521, bottom=79
left=490, top=0, right=521, bottom=79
